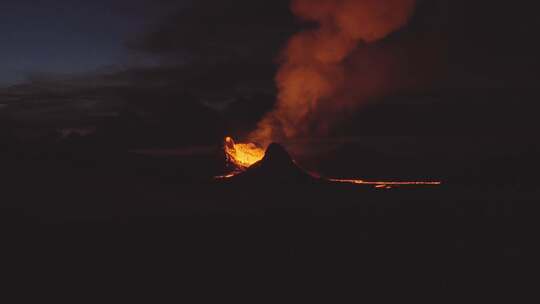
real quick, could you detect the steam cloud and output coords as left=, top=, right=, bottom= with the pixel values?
left=249, top=0, right=417, bottom=146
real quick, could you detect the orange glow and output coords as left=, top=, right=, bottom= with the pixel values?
left=249, top=0, right=417, bottom=145
left=328, top=178, right=441, bottom=189
left=215, top=173, right=237, bottom=180
left=224, top=137, right=265, bottom=169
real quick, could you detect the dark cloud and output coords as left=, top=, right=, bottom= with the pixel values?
left=411, top=0, right=540, bottom=89
left=129, top=0, right=296, bottom=64
left=128, top=0, right=540, bottom=93
left=2, top=0, right=540, bottom=145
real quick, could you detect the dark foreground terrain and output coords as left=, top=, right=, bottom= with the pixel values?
left=1, top=140, right=536, bottom=302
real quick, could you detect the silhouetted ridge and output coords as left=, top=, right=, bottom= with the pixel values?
left=260, top=143, right=294, bottom=166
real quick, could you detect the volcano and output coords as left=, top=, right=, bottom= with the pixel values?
left=222, top=143, right=319, bottom=184
left=218, top=137, right=441, bottom=188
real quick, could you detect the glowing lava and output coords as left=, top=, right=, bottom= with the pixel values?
left=219, top=137, right=442, bottom=189
left=224, top=137, right=265, bottom=169
left=328, top=178, right=441, bottom=188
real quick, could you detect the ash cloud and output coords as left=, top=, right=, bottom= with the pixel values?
left=249, top=0, right=420, bottom=145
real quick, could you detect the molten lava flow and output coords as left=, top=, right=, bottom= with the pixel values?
left=328, top=178, right=441, bottom=189
left=224, top=137, right=265, bottom=169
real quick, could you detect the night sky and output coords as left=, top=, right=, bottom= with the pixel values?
left=0, top=0, right=185, bottom=85
left=1, top=0, right=538, bottom=86
left=1, top=0, right=539, bottom=142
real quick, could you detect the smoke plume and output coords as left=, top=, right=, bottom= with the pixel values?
left=249, top=0, right=417, bottom=146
